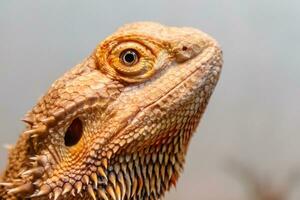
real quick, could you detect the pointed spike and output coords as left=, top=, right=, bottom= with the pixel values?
left=5, top=179, right=23, bottom=187
left=164, top=154, right=169, bottom=165
left=29, top=161, right=36, bottom=166
left=170, top=154, right=176, bottom=165
left=82, top=175, right=89, bottom=185
left=156, top=175, right=161, bottom=194
left=91, top=172, right=98, bottom=188
left=133, top=152, right=138, bottom=160
left=62, top=183, right=72, bottom=195
left=170, top=172, right=178, bottom=187
left=140, top=154, right=145, bottom=165
left=155, top=164, right=161, bottom=194
left=7, top=182, right=33, bottom=194
left=48, top=192, right=53, bottom=199
left=78, top=191, right=83, bottom=197
left=21, top=167, right=44, bottom=178
left=125, top=154, right=131, bottom=162
left=152, top=153, right=157, bottom=163
left=74, top=181, right=82, bottom=194
left=163, top=173, right=170, bottom=189
left=29, top=184, right=51, bottom=197
left=0, top=182, right=15, bottom=187
left=121, top=163, right=127, bottom=174
left=33, top=179, right=42, bottom=187
left=142, top=165, right=147, bottom=180
left=117, top=172, right=126, bottom=200
left=109, top=172, right=116, bottom=188
left=29, top=156, right=37, bottom=161
left=31, top=134, right=39, bottom=138
left=23, top=129, right=36, bottom=135
left=167, top=164, right=173, bottom=180
left=114, top=163, right=121, bottom=174
left=158, top=153, right=163, bottom=164
left=107, top=151, right=113, bottom=159
left=134, top=164, right=143, bottom=197
left=147, top=163, right=153, bottom=178
left=3, top=144, right=14, bottom=150
left=24, top=124, right=47, bottom=136
left=161, top=165, right=166, bottom=182
left=115, top=183, right=121, bottom=200
left=145, top=176, right=150, bottom=196
left=53, top=188, right=62, bottom=200
left=71, top=188, right=76, bottom=196
left=98, top=188, right=109, bottom=200
left=17, top=168, right=27, bottom=177
left=41, top=116, right=56, bottom=126
left=137, top=176, right=143, bottom=197
left=21, top=116, right=34, bottom=126
left=106, top=185, right=116, bottom=200
left=174, top=162, right=181, bottom=174
left=12, top=178, right=23, bottom=183
left=150, top=176, right=156, bottom=193
left=128, top=162, right=133, bottom=173
left=32, top=155, right=48, bottom=166
left=97, top=166, right=107, bottom=180
left=88, top=185, right=96, bottom=200
left=131, top=177, right=138, bottom=197
left=101, top=158, right=108, bottom=169
left=146, top=154, right=151, bottom=164
left=154, top=163, right=160, bottom=179
left=124, top=172, right=131, bottom=198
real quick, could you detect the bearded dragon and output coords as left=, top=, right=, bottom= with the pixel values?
left=0, top=22, right=223, bottom=200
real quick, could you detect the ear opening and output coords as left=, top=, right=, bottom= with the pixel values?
left=64, top=118, right=83, bottom=147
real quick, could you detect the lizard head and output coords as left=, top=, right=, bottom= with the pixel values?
left=2, top=22, right=222, bottom=199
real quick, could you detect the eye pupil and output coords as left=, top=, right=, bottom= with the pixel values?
left=64, top=118, right=83, bottom=147
left=121, top=49, right=138, bottom=65
left=124, top=53, right=135, bottom=63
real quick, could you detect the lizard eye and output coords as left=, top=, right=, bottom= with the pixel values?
left=64, top=118, right=83, bottom=147
left=96, top=38, right=161, bottom=83
left=120, top=49, right=139, bottom=66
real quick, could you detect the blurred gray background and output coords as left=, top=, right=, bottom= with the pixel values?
left=0, top=1, right=299, bottom=199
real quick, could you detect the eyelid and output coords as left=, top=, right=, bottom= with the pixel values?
left=111, top=42, right=148, bottom=57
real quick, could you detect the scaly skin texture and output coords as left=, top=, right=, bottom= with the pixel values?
left=0, top=22, right=223, bottom=200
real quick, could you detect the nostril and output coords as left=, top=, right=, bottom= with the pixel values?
left=64, top=118, right=83, bottom=147
left=182, top=46, right=188, bottom=51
